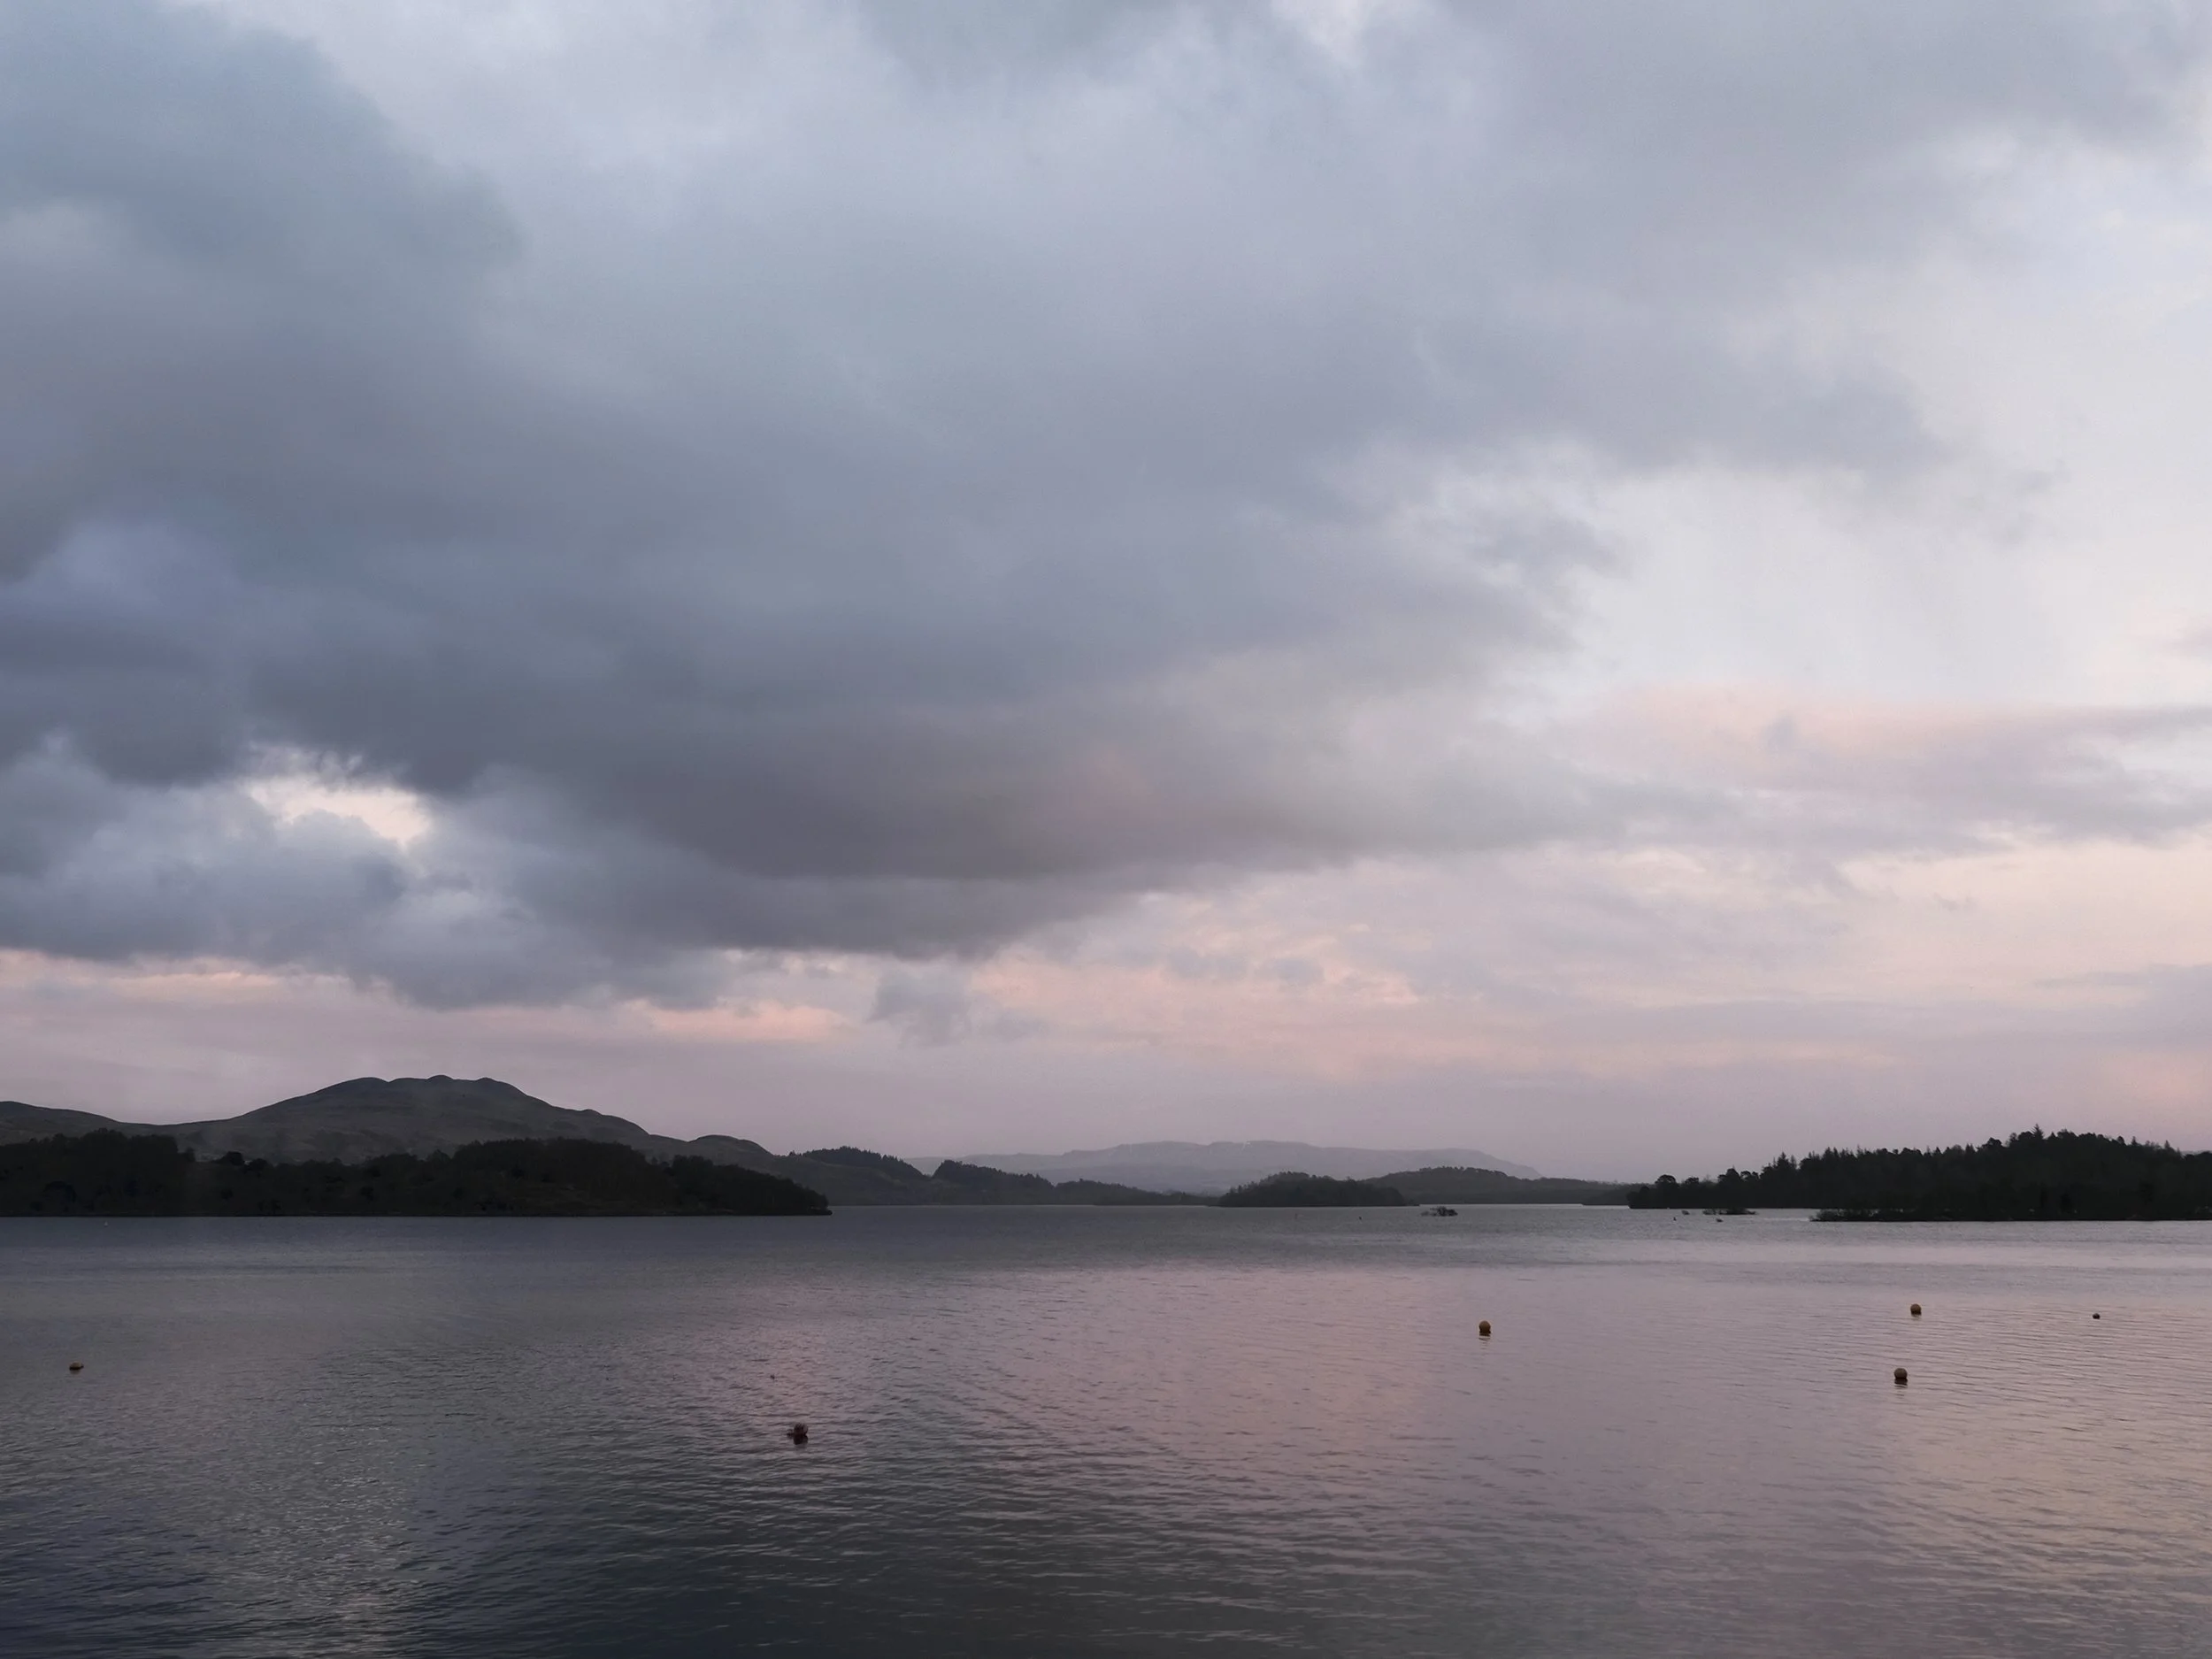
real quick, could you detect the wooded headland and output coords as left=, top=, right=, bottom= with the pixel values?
left=1625, top=1130, right=2212, bottom=1221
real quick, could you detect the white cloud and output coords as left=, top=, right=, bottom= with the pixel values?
left=7, top=1, right=2212, bottom=1160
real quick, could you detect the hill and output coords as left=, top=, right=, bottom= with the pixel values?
left=172, top=1076, right=703, bottom=1164
left=0, top=1077, right=703, bottom=1165
left=953, top=1139, right=1540, bottom=1194
left=0, top=1133, right=828, bottom=1217
left=0, top=1100, right=123, bottom=1141
left=1627, top=1129, right=2212, bottom=1220
left=0, top=1079, right=926, bottom=1201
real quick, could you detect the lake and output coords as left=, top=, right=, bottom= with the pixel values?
left=4, top=1205, right=2209, bottom=1655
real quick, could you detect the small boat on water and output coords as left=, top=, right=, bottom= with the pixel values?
left=1423, top=1206, right=1458, bottom=1217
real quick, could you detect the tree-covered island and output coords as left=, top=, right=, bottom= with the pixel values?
left=1626, top=1129, right=2212, bottom=1220
left=1217, top=1171, right=1410, bottom=1207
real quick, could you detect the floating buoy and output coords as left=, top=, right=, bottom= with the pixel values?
left=1909, top=1303, right=1921, bottom=1317
left=787, top=1422, right=809, bottom=1445
left=2092, top=1312, right=2101, bottom=1320
left=1893, top=1367, right=1908, bottom=1386
left=1478, top=1320, right=1492, bottom=1337
left=67, top=1361, right=83, bottom=1373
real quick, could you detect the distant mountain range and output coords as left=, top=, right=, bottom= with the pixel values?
left=0, top=1079, right=1615, bottom=1206
left=0, top=1079, right=1194, bottom=1208
left=949, top=1139, right=1542, bottom=1195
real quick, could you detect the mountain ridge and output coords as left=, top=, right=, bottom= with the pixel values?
left=0, top=1079, right=1194, bottom=1207
left=947, top=1138, right=1542, bottom=1194
left=0, top=1081, right=1605, bottom=1205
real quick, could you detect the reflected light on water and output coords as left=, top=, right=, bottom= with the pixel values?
left=4, top=1207, right=2210, bottom=1655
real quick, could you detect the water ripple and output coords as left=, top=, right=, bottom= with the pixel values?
left=3, top=1209, right=2209, bottom=1655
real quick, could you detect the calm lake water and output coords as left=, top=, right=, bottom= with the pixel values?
left=4, top=1206, right=2209, bottom=1656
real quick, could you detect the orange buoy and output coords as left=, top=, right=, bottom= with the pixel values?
left=787, top=1422, right=810, bottom=1445
left=1909, top=1303, right=1921, bottom=1317
left=1478, top=1320, right=1492, bottom=1337
left=1893, top=1367, right=1908, bottom=1386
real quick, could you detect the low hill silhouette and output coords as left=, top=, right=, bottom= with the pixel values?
left=955, top=1139, right=1540, bottom=1193
left=1, top=1077, right=1636, bottom=1209
left=0, top=1079, right=1202, bottom=1207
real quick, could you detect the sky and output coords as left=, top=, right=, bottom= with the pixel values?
left=6, top=0, right=2212, bottom=1176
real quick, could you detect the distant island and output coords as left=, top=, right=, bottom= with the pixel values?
left=1218, top=1172, right=1410, bottom=1207
left=1378, top=1166, right=1626, bottom=1206
left=1627, top=1129, right=2212, bottom=1221
left=0, top=1133, right=829, bottom=1217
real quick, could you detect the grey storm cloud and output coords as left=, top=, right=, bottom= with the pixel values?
left=0, top=0, right=2205, bottom=1003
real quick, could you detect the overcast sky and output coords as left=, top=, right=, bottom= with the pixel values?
left=6, top=0, right=2212, bottom=1173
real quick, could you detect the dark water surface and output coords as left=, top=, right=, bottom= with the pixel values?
left=4, top=1206, right=2209, bottom=1655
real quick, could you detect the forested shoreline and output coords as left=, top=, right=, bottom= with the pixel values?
left=1626, top=1130, right=2212, bottom=1221
left=0, top=1132, right=829, bottom=1217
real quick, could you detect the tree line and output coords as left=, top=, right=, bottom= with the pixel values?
left=0, top=1132, right=829, bottom=1217
left=1626, top=1129, right=2212, bottom=1220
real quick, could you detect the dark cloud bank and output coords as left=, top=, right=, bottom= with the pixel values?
left=0, top=0, right=2203, bottom=1005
